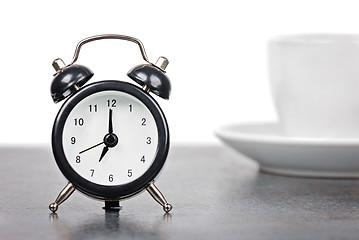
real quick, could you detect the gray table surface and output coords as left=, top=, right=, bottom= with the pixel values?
left=0, top=144, right=359, bottom=240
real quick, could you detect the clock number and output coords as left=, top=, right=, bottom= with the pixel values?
left=74, top=118, right=84, bottom=126
left=76, top=155, right=81, bottom=163
left=128, top=169, right=133, bottom=177
left=89, top=104, right=98, bottom=112
left=107, top=99, right=116, bottom=108
left=146, top=137, right=152, bottom=144
left=140, top=155, right=145, bottom=163
left=109, top=174, right=114, bottom=182
left=90, top=169, right=95, bottom=177
left=71, top=137, right=76, bottom=144
left=141, top=118, right=146, bottom=126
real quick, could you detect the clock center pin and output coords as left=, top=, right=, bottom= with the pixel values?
left=104, top=133, right=118, bottom=148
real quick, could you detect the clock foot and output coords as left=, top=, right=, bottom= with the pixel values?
left=49, top=182, right=75, bottom=213
left=146, top=181, right=172, bottom=213
left=103, top=200, right=122, bottom=211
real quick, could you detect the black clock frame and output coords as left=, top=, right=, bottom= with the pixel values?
left=52, top=80, right=170, bottom=200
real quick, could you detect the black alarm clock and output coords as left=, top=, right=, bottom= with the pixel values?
left=48, top=34, right=172, bottom=213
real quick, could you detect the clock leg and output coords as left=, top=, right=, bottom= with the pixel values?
left=49, top=182, right=75, bottom=213
left=146, top=181, right=172, bottom=213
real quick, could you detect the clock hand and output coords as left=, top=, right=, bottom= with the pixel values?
left=99, top=109, right=118, bottom=162
left=108, top=108, right=113, bottom=134
left=79, top=141, right=104, bottom=154
left=99, top=146, right=109, bottom=162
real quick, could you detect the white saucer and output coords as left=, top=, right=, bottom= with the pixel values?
left=215, top=122, right=359, bottom=178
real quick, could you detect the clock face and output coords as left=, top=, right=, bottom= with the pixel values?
left=52, top=81, right=169, bottom=199
left=62, top=90, right=158, bottom=186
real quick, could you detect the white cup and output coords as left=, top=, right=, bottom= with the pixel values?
left=268, top=34, right=359, bottom=138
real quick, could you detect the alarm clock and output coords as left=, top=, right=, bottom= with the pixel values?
left=48, top=34, right=172, bottom=213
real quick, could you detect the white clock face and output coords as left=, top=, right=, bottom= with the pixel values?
left=62, top=90, right=158, bottom=186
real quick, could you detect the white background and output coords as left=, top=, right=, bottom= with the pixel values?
left=0, top=0, right=358, bottom=145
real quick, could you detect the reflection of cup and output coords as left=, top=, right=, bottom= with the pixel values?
left=268, top=34, right=359, bottom=138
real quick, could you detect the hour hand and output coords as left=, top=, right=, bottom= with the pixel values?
left=99, top=146, right=109, bottom=162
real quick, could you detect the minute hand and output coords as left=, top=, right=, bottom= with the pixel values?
left=99, top=109, right=116, bottom=162
left=108, top=108, right=113, bottom=134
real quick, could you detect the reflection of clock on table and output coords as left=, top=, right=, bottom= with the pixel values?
left=49, top=34, right=172, bottom=213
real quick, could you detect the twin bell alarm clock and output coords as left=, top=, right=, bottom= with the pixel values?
left=48, top=34, right=172, bottom=213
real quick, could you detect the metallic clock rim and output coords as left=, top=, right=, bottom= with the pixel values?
left=52, top=80, right=170, bottom=200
